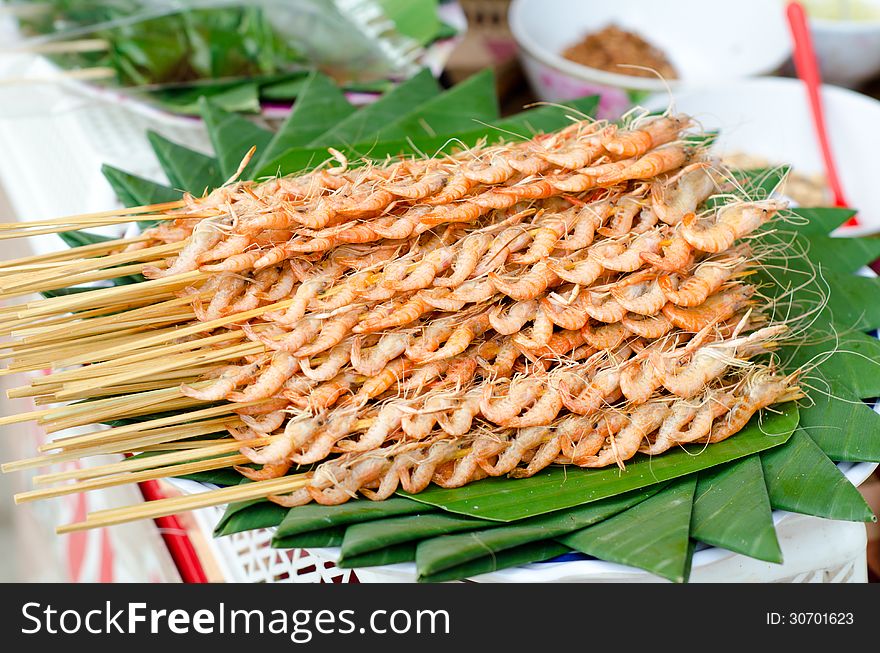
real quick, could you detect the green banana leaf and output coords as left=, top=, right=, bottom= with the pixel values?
left=273, top=527, right=346, bottom=549
left=761, top=429, right=875, bottom=522
left=799, top=391, right=880, bottom=462
left=341, top=513, right=486, bottom=559
left=414, top=486, right=660, bottom=578
left=58, top=230, right=113, bottom=249
left=338, top=542, right=417, bottom=569
left=375, top=69, right=499, bottom=140
left=418, top=541, right=571, bottom=583
left=272, top=496, right=429, bottom=542
left=558, top=477, right=698, bottom=583
left=259, top=72, right=355, bottom=168
left=215, top=494, right=289, bottom=537
left=199, top=98, right=274, bottom=180
left=309, top=69, right=439, bottom=148
left=405, top=403, right=798, bottom=521
left=101, top=164, right=181, bottom=209
left=691, top=456, right=781, bottom=563
left=147, top=131, right=223, bottom=195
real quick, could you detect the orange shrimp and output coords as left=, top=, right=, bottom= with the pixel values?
left=433, top=232, right=493, bottom=288
left=424, top=173, right=474, bottom=205
left=610, top=272, right=666, bottom=316
left=681, top=199, right=784, bottom=253
left=540, top=292, right=591, bottom=330
left=417, top=201, right=485, bottom=230
left=292, top=307, right=365, bottom=357
left=480, top=425, right=549, bottom=475
left=480, top=377, right=543, bottom=424
left=394, top=247, right=455, bottom=292
left=299, top=342, right=351, bottom=382
left=418, top=287, right=467, bottom=312
left=200, top=249, right=265, bottom=273
left=419, top=313, right=490, bottom=364
left=580, top=321, right=629, bottom=350
left=621, top=312, right=673, bottom=339
left=490, top=261, right=560, bottom=301
left=354, top=357, right=412, bottom=403
left=639, top=234, right=693, bottom=271
left=662, top=285, right=753, bottom=332
left=259, top=318, right=323, bottom=353
left=651, top=161, right=715, bottom=225
left=289, top=373, right=353, bottom=411
left=658, top=261, right=736, bottom=307
left=580, top=401, right=671, bottom=469
left=180, top=361, right=261, bottom=401
left=227, top=353, right=299, bottom=402
left=583, top=291, right=628, bottom=323
left=604, top=114, right=690, bottom=158
left=350, top=333, right=409, bottom=376
left=385, top=171, right=449, bottom=199
left=488, top=299, right=538, bottom=335
left=197, top=234, right=252, bottom=264
left=597, top=144, right=689, bottom=185
left=354, top=295, right=433, bottom=334
left=707, top=370, right=802, bottom=443
left=556, top=201, right=610, bottom=250
left=462, top=154, right=516, bottom=184
left=510, top=209, right=580, bottom=265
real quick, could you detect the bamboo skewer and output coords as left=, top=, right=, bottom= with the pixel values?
left=57, top=475, right=312, bottom=534
left=0, top=200, right=185, bottom=230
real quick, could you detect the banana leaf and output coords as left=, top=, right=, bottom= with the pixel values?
left=792, top=207, right=857, bottom=236
left=418, top=542, right=571, bottom=583
left=375, top=69, right=499, bottom=140
left=559, top=477, right=698, bottom=583
left=272, top=496, right=429, bottom=542
left=405, top=403, right=798, bottom=521
left=273, top=528, right=346, bottom=549
left=761, top=429, right=875, bottom=522
left=258, top=71, right=355, bottom=168
left=215, top=494, right=288, bottom=537
left=309, top=69, right=440, bottom=148
left=199, top=98, right=274, bottom=180
left=101, top=164, right=181, bottom=209
left=58, top=230, right=113, bottom=249
left=341, top=513, right=486, bottom=558
left=799, top=391, right=880, bottom=462
left=147, top=131, right=223, bottom=195
left=819, top=269, right=880, bottom=332
left=414, top=486, right=661, bottom=578
left=338, top=542, right=417, bottom=569
left=691, top=456, right=781, bottom=563
left=378, top=0, right=441, bottom=46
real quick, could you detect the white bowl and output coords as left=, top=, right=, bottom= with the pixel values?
left=807, top=0, right=880, bottom=87
left=509, top=0, right=790, bottom=117
left=645, top=76, right=880, bottom=236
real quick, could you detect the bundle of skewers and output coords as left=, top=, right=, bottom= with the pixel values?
left=0, top=113, right=804, bottom=532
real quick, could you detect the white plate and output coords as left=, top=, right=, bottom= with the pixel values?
left=646, top=77, right=880, bottom=237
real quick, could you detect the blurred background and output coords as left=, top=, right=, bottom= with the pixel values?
left=1, top=0, right=879, bottom=582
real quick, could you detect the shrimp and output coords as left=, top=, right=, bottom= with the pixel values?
left=484, top=338, right=521, bottom=378
left=419, top=313, right=490, bottom=364
left=449, top=278, right=497, bottom=303
left=424, top=173, right=474, bottom=205
left=480, top=425, right=549, bottom=475
left=641, top=391, right=737, bottom=455
left=507, top=147, right=550, bottom=176
left=227, top=353, right=299, bottom=402
left=658, top=261, right=736, bottom=307
left=270, top=265, right=341, bottom=325
left=260, top=318, right=322, bottom=353
left=557, top=414, right=606, bottom=461
left=510, top=210, right=578, bottom=265
left=417, top=201, right=485, bottom=230
left=580, top=321, right=629, bottom=350
left=512, top=306, right=554, bottom=349
left=196, top=274, right=246, bottom=321
left=490, top=261, right=560, bottom=301
left=235, top=462, right=292, bottom=482
left=180, top=361, right=261, bottom=401
left=592, top=229, right=664, bottom=272
left=556, top=201, right=610, bottom=250
left=463, top=154, right=515, bottom=184
left=639, top=234, right=693, bottom=271
left=228, top=267, right=280, bottom=314
left=488, top=300, right=538, bottom=335
left=541, top=292, right=591, bottom=330
left=399, top=440, right=459, bottom=493
left=386, top=171, right=449, bottom=199
left=290, top=410, right=359, bottom=465
left=681, top=199, right=785, bottom=253
left=197, top=233, right=252, bottom=264
left=200, top=249, right=266, bottom=274
left=354, top=295, right=433, bottom=334
left=350, top=333, right=409, bottom=376
left=621, top=312, right=673, bottom=339
left=600, top=196, right=643, bottom=237
left=262, top=263, right=297, bottom=301
left=610, top=272, right=666, bottom=316
left=354, top=357, right=412, bottom=403
left=372, top=206, right=428, bottom=240
left=418, top=287, right=467, bottom=312
left=707, top=370, right=802, bottom=443
left=503, top=385, right=564, bottom=428
left=300, top=346, right=351, bottom=384
left=559, top=363, right=624, bottom=415
left=510, top=435, right=563, bottom=478
left=583, top=291, right=628, bottom=323
left=241, top=416, right=319, bottom=465
left=147, top=218, right=224, bottom=278
left=436, top=389, right=482, bottom=435
left=599, top=144, right=690, bottom=186
left=434, top=232, right=493, bottom=288
left=580, top=401, right=671, bottom=469
left=339, top=403, right=405, bottom=452
left=480, top=377, right=543, bottom=424
left=289, top=372, right=353, bottom=412
left=662, top=285, right=754, bottom=332
left=241, top=410, right=286, bottom=434
left=405, top=316, right=461, bottom=362
left=309, top=458, right=389, bottom=505
left=651, top=161, right=716, bottom=225
left=394, top=247, right=455, bottom=292
left=547, top=255, right=604, bottom=286
left=619, top=355, right=661, bottom=404
left=604, top=114, right=690, bottom=158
